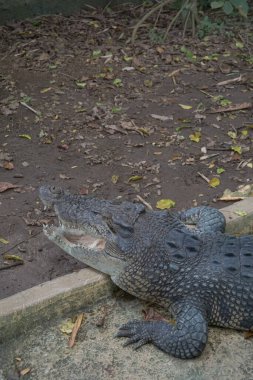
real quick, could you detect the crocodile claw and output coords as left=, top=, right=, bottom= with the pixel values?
left=116, top=320, right=152, bottom=349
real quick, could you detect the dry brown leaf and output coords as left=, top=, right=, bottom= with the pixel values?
left=0, top=182, right=19, bottom=192
left=20, top=368, right=31, bottom=376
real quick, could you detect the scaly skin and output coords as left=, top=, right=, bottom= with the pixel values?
left=39, top=185, right=253, bottom=359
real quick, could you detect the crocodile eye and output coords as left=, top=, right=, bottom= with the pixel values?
left=50, top=186, right=62, bottom=195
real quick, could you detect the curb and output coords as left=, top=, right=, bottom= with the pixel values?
left=0, top=198, right=253, bottom=342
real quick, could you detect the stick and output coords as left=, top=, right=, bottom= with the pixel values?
left=136, top=195, right=153, bottom=210
left=20, top=101, right=41, bottom=116
left=197, top=172, right=210, bottom=183
left=210, top=102, right=252, bottom=114
left=217, top=75, right=243, bottom=86
left=68, top=313, right=84, bottom=348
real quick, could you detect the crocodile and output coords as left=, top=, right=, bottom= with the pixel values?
left=39, top=185, right=253, bottom=359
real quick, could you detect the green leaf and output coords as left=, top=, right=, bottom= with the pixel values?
left=156, top=199, right=175, bottom=209
left=75, top=81, right=86, bottom=89
left=4, top=254, right=23, bottom=262
left=19, top=134, right=32, bottom=140
left=234, top=210, right=247, bottom=217
left=92, top=50, right=102, bottom=58
left=128, top=175, right=143, bottom=182
left=0, top=237, right=9, bottom=244
left=223, top=1, right=234, bottom=14
left=211, top=1, right=224, bottom=9
left=217, top=167, right=225, bottom=174
left=113, top=78, right=123, bottom=87
left=111, top=107, right=122, bottom=113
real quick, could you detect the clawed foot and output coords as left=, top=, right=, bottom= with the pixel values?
left=116, top=319, right=152, bottom=350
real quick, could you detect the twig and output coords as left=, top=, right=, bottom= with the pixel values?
left=1, top=230, right=42, bottom=256
left=197, top=172, right=210, bottom=183
left=131, top=0, right=174, bottom=43
left=217, top=75, right=243, bottom=86
left=136, top=195, right=153, bottom=210
left=210, top=102, right=252, bottom=114
left=68, top=313, right=84, bottom=348
left=20, top=101, right=41, bottom=116
left=164, top=1, right=186, bottom=40
left=0, top=261, right=23, bottom=271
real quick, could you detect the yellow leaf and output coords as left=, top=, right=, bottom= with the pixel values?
left=128, top=175, right=143, bottom=182
left=19, top=134, right=32, bottom=140
left=156, top=199, right=175, bottom=209
left=189, top=131, right=201, bottom=143
left=0, top=237, right=9, bottom=244
left=231, top=145, right=242, bottom=154
left=40, top=87, right=52, bottom=93
left=144, top=79, right=153, bottom=88
left=247, top=163, right=253, bottom=168
left=209, top=177, right=220, bottom=188
left=179, top=104, right=192, bottom=110
left=111, top=175, right=119, bottom=184
left=227, top=131, right=237, bottom=139
left=241, top=129, right=248, bottom=137
left=4, top=254, right=23, bottom=262
left=59, top=319, right=75, bottom=335
left=234, top=210, right=247, bottom=217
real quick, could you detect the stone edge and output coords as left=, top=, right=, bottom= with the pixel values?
left=0, top=197, right=252, bottom=341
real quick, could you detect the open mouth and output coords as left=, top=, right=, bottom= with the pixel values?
left=43, top=222, right=106, bottom=252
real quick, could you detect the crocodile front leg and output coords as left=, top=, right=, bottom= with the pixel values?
left=116, top=302, right=208, bottom=359
left=179, top=206, right=226, bottom=234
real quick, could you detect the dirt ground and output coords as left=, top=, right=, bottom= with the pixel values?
left=0, top=5, right=252, bottom=299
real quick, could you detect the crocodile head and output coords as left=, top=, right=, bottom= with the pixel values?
left=39, top=185, right=201, bottom=301
left=39, top=185, right=184, bottom=280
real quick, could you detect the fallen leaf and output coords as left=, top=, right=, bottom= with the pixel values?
left=68, top=313, right=84, bottom=348
left=231, top=145, right=242, bottom=154
left=128, top=175, right=143, bottom=182
left=113, top=78, right=123, bottom=87
left=111, top=175, right=119, bottom=184
left=4, top=254, right=23, bottom=262
left=234, top=210, right=247, bottom=217
left=142, top=308, right=167, bottom=321
left=59, top=174, right=71, bottom=180
left=150, top=114, right=172, bottom=121
left=216, top=167, right=225, bottom=174
left=19, top=134, right=32, bottom=140
left=244, top=331, right=253, bottom=339
left=40, top=87, right=52, bottom=93
left=75, top=81, right=86, bottom=89
left=0, top=237, right=9, bottom=244
left=59, top=319, right=75, bottom=335
left=228, top=131, right=237, bottom=139
left=0, top=182, right=19, bottom=192
left=20, top=368, right=31, bottom=376
left=209, top=177, right=220, bottom=188
left=3, top=161, right=14, bottom=170
left=179, top=104, right=192, bottom=110
left=189, top=131, right=201, bottom=142
left=156, top=199, right=175, bottom=209
left=144, top=79, right=153, bottom=87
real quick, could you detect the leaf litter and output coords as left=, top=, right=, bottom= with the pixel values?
left=0, top=6, right=252, bottom=296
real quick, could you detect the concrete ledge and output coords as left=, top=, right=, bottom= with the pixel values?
left=221, top=197, right=253, bottom=235
left=0, top=268, right=112, bottom=342
left=0, top=198, right=253, bottom=343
